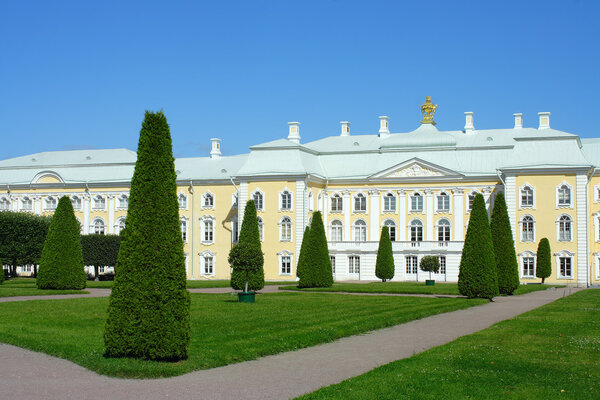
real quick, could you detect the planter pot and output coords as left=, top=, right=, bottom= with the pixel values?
left=425, top=280, right=435, bottom=286
left=238, top=291, right=255, bottom=303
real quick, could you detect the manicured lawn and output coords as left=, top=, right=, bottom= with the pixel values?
left=84, top=279, right=297, bottom=289
left=0, top=278, right=88, bottom=297
left=298, top=290, right=600, bottom=400
left=0, top=292, right=485, bottom=378
left=281, top=282, right=562, bottom=296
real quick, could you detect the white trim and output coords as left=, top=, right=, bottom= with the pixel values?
left=593, top=252, right=600, bottom=280
left=594, top=183, right=600, bottom=203
left=200, top=215, right=215, bottom=245
left=199, top=250, right=216, bottom=276
left=518, top=182, right=535, bottom=210
left=556, top=213, right=573, bottom=242
left=257, top=216, right=264, bottom=242
left=202, top=190, right=215, bottom=209
left=329, top=192, right=343, bottom=213
left=409, top=191, right=424, bottom=213
left=178, top=192, right=188, bottom=210
left=251, top=188, right=265, bottom=211
left=554, top=250, right=575, bottom=279
left=435, top=190, right=452, bottom=214
left=90, top=217, right=106, bottom=235
left=278, top=187, right=294, bottom=212
left=435, top=217, right=451, bottom=241
left=555, top=181, right=573, bottom=208
left=278, top=250, right=293, bottom=276
left=330, top=218, right=344, bottom=242
left=352, top=192, right=368, bottom=213
left=278, top=216, right=293, bottom=242
left=381, top=191, right=397, bottom=213
left=518, top=250, right=537, bottom=279
left=116, top=193, right=129, bottom=210
left=352, top=218, right=368, bottom=242
left=0, top=196, right=11, bottom=212
left=307, top=190, right=314, bottom=212
left=31, top=171, right=64, bottom=184
left=114, top=217, right=126, bottom=235
left=92, top=194, right=106, bottom=211
left=519, top=214, right=535, bottom=243
left=466, top=190, right=480, bottom=212
left=180, top=216, right=189, bottom=243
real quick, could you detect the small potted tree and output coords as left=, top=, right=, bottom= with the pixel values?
left=419, top=255, right=439, bottom=286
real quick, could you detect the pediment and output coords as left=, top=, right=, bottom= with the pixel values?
left=370, top=158, right=461, bottom=179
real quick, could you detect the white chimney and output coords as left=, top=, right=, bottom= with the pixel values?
left=340, top=121, right=350, bottom=136
left=513, top=113, right=523, bottom=129
left=464, top=112, right=475, bottom=133
left=378, top=116, right=390, bottom=138
left=538, top=112, right=550, bottom=130
left=288, top=122, right=300, bottom=143
left=210, top=138, right=221, bottom=159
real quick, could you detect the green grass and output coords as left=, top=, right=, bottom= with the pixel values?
left=0, top=278, right=88, bottom=297
left=281, top=282, right=562, bottom=296
left=84, top=279, right=297, bottom=289
left=299, top=289, right=600, bottom=400
left=0, top=292, right=485, bottom=378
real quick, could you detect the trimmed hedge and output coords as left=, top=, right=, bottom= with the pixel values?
left=104, top=111, right=190, bottom=361
left=490, top=192, right=520, bottom=295
left=229, top=200, right=264, bottom=292
left=36, top=196, right=86, bottom=290
left=298, top=211, right=333, bottom=288
left=375, top=226, right=395, bottom=282
left=419, top=255, right=440, bottom=280
left=81, top=234, right=121, bottom=278
left=458, top=193, right=499, bottom=299
left=536, top=238, right=552, bottom=283
left=296, top=226, right=310, bottom=281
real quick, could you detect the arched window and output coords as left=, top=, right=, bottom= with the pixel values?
left=521, top=215, right=534, bottom=242
left=354, top=193, right=366, bottom=212
left=257, top=216, right=264, bottom=242
left=437, top=219, right=451, bottom=242
left=520, top=186, right=534, bottom=207
left=280, top=190, right=292, bottom=210
left=70, top=196, right=82, bottom=210
left=93, top=195, right=105, bottom=210
left=353, top=220, right=367, bottom=242
left=330, top=220, right=343, bottom=241
left=45, top=196, right=57, bottom=210
left=558, top=185, right=571, bottom=206
left=92, top=218, right=106, bottom=235
left=558, top=215, right=572, bottom=241
left=410, top=219, right=423, bottom=242
left=331, top=194, right=343, bottom=212
left=21, top=196, right=32, bottom=211
left=115, top=218, right=126, bottom=235
left=437, top=192, right=450, bottom=212
left=253, top=191, right=264, bottom=211
left=411, top=193, right=423, bottom=212
left=203, top=192, right=214, bottom=208
left=383, top=193, right=396, bottom=212
left=118, top=194, right=128, bottom=209
left=180, top=218, right=188, bottom=242
left=384, top=219, right=396, bottom=241
left=178, top=193, right=187, bottom=209
left=280, top=217, right=292, bottom=241
left=0, top=197, right=10, bottom=211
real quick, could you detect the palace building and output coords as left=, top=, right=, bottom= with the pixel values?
left=2, top=97, right=599, bottom=287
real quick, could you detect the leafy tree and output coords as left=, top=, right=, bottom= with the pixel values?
left=298, top=211, right=333, bottom=288
left=419, top=255, right=440, bottom=280
left=296, top=226, right=310, bottom=281
left=229, top=200, right=264, bottom=292
left=458, top=193, right=499, bottom=299
left=104, top=111, right=190, bottom=361
left=536, top=238, right=552, bottom=283
left=81, top=234, right=121, bottom=278
left=490, top=192, right=520, bottom=295
left=375, top=226, right=395, bottom=282
left=36, top=196, right=86, bottom=289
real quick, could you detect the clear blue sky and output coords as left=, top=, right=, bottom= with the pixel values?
left=1, top=0, right=598, bottom=160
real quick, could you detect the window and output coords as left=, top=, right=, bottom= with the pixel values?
left=557, top=184, right=571, bottom=206
left=118, top=194, right=128, bottom=209
left=439, top=256, right=446, bottom=274
left=178, top=193, right=187, bottom=209
left=354, top=193, right=366, bottom=212
left=437, top=192, right=450, bottom=212
left=180, top=219, right=187, bottom=242
left=21, top=197, right=32, bottom=211
left=467, top=192, right=477, bottom=211
left=410, top=219, right=423, bottom=242
left=406, top=256, right=418, bottom=274
left=410, top=193, right=423, bottom=212
left=384, top=219, right=396, bottom=241
left=330, top=256, right=336, bottom=275
left=348, top=256, right=360, bottom=274
left=437, top=219, right=451, bottom=242
left=253, top=191, right=264, bottom=211
left=280, top=217, right=292, bottom=241
left=354, top=220, right=367, bottom=242
left=45, top=196, right=57, bottom=210
left=521, top=215, right=534, bottom=242
left=383, top=193, right=396, bottom=212
left=93, top=195, right=105, bottom=210
left=330, top=220, right=343, bottom=241
left=257, top=217, right=264, bottom=241
left=202, top=254, right=214, bottom=275
left=203, top=192, right=214, bottom=208
left=559, top=256, right=572, bottom=278
left=115, top=218, right=126, bottom=235
left=521, top=186, right=534, bottom=207
left=280, top=190, right=292, bottom=210
left=232, top=193, right=238, bottom=207
left=558, top=215, right=572, bottom=241
left=203, top=219, right=214, bottom=243
left=92, top=218, right=106, bottom=235
left=71, top=196, right=82, bottom=210
left=308, top=191, right=314, bottom=212
left=331, top=194, right=343, bottom=212
left=0, top=197, right=9, bottom=211
left=522, top=257, right=535, bottom=278
left=232, top=219, right=238, bottom=243
left=280, top=255, right=291, bottom=275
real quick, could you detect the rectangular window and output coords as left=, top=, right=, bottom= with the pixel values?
left=330, top=256, right=336, bottom=275
left=405, top=256, right=418, bottom=274
left=99, top=266, right=105, bottom=274
left=383, top=195, right=396, bottom=212
left=331, top=196, right=343, bottom=212
left=232, top=221, right=238, bottom=243
left=559, top=257, right=572, bottom=278
left=354, top=195, right=366, bottom=212
left=348, top=256, right=360, bottom=274
left=204, top=256, right=214, bottom=274
left=281, top=256, right=291, bottom=275
left=437, top=194, right=449, bottom=212
left=522, top=257, right=535, bottom=277
left=411, top=195, right=423, bottom=212
left=204, top=221, right=214, bottom=242
left=438, top=256, right=446, bottom=274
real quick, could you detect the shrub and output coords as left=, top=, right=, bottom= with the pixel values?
left=419, top=255, right=440, bottom=280
left=490, top=192, right=520, bottom=295
left=458, top=193, right=499, bottom=299
left=36, top=196, right=86, bottom=290
left=296, top=226, right=310, bottom=281
left=536, top=238, right=552, bottom=283
left=81, top=234, right=121, bottom=279
left=104, top=111, right=190, bottom=361
left=375, top=226, right=395, bottom=282
left=229, top=200, right=264, bottom=292
left=298, top=211, right=333, bottom=288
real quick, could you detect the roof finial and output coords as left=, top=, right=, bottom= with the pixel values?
left=420, top=96, right=437, bottom=126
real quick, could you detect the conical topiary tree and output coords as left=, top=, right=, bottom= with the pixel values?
left=296, top=225, right=310, bottom=281
left=229, top=200, right=264, bottom=292
left=490, top=192, right=520, bottom=295
left=458, top=193, right=499, bottom=299
left=375, top=226, right=395, bottom=282
left=298, top=211, right=333, bottom=288
left=104, top=111, right=190, bottom=361
left=536, top=238, right=552, bottom=283
left=36, top=196, right=86, bottom=290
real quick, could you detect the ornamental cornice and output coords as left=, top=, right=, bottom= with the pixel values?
left=452, top=188, right=464, bottom=195
left=368, top=189, right=379, bottom=196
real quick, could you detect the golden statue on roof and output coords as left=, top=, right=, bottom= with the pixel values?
left=420, top=96, right=437, bottom=125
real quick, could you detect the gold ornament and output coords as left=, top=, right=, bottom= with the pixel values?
left=420, top=96, right=437, bottom=125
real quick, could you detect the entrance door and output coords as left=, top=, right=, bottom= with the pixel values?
left=348, top=255, right=360, bottom=280
left=405, top=256, right=418, bottom=281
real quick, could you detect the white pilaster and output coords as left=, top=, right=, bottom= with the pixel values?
left=453, top=189, right=464, bottom=240
left=343, top=190, right=351, bottom=241
left=108, top=195, right=115, bottom=234
left=83, top=194, right=90, bottom=234
left=504, top=174, right=516, bottom=239
left=295, top=180, right=306, bottom=271
left=10, top=195, right=17, bottom=211
left=238, top=181, right=248, bottom=238
left=576, top=173, right=589, bottom=287
left=398, top=190, right=406, bottom=241
left=34, top=195, right=41, bottom=215
left=369, top=190, right=379, bottom=241
left=425, top=189, right=433, bottom=241
left=323, top=189, right=328, bottom=240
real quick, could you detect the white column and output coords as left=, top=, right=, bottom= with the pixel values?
left=295, top=180, right=306, bottom=271
left=83, top=194, right=90, bottom=234
left=34, top=195, right=42, bottom=215
left=322, top=189, right=328, bottom=240
left=369, top=190, right=379, bottom=241
left=425, top=189, right=434, bottom=241
left=453, top=189, right=464, bottom=240
left=504, top=174, right=517, bottom=239
left=238, top=181, right=248, bottom=238
left=576, top=173, right=589, bottom=287
left=342, top=190, right=351, bottom=241
left=108, top=195, right=115, bottom=234
left=398, top=190, right=406, bottom=241
left=10, top=195, right=17, bottom=211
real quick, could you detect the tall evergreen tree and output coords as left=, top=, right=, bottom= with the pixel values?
left=375, top=226, right=395, bottom=282
left=296, top=225, right=311, bottom=281
left=229, top=200, right=264, bottom=292
left=490, top=192, right=520, bottom=295
left=36, top=196, right=86, bottom=290
left=298, top=211, right=333, bottom=288
left=536, top=238, right=552, bottom=283
left=458, top=193, right=499, bottom=299
left=104, top=111, right=190, bottom=361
